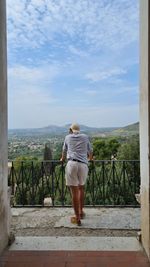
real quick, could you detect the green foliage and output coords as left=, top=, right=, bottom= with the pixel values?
left=13, top=156, right=39, bottom=171
left=92, top=137, right=120, bottom=160
left=14, top=155, right=39, bottom=161
left=117, top=135, right=140, bottom=160
left=53, top=142, right=63, bottom=159
left=92, top=135, right=140, bottom=160
left=85, top=160, right=140, bottom=205
left=9, top=134, right=140, bottom=206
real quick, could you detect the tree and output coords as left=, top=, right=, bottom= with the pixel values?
left=44, top=142, right=52, bottom=161
left=92, top=137, right=120, bottom=160
left=117, top=135, right=140, bottom=160
left=43, top=142, right=53, bottom=175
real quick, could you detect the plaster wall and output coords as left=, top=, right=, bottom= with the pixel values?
left=0, top=0, right=10, bottom=253
left=140, top=0, right=150, bottom=258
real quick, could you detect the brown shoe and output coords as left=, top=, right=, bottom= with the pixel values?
left=71, top=216, right=82, bottom=226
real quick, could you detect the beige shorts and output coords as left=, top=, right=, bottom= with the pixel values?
left=65, top=161, right=88, bottom=186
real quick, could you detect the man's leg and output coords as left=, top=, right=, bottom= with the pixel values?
left=70, top=186, right=80, bottom=221
left=78, top=163, right=88, bottom=218
left=79, top=185, right=85, bottom=216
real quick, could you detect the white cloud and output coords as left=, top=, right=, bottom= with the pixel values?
left=68, top=45, right=89, bottom=57
left=85, top=67, right=127, bottom=82
left=8, top=64, right=59, bottom=84
left=8, top=64, right=60, bottom=111
left=85, top=90, right=98, bottom=96
left=7, top=0, right=139, bottom=51
left=7, top=0, right=139, bottom=129
left=75, top=88, right=98, bottom=96
left=115, top=86, right=138, bottom=94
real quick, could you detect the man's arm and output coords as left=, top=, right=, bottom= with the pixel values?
left=60, top=137, right=67, bottom=161
left=60, top=151, right=66, bottom=161
left=87, top=138, right=93, bottom=161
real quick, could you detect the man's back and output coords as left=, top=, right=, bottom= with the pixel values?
left=63, top=133, right=92, bottom=164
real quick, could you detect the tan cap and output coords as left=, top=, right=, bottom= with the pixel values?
left=70, top=123, right=80, bottom=132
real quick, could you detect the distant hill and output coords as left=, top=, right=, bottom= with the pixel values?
left=8, top=124, right=118, bottom=137
left=8, top=122, right=139, bottom=137
left=110, top=122, right=139, bottom=136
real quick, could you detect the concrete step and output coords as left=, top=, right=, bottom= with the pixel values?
left=9, top=236, right=142, bottom=251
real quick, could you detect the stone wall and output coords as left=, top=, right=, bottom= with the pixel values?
left=0, top=0, right=10, bottom=254
left=140, top=0, right=150, bottom=259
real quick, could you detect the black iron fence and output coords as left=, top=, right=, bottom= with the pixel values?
left=8, top=160, right=140, bottom=207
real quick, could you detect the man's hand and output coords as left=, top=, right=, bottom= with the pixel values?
left=88, top=152, right=93, bottom=161
left=60, top=154, right=65, bottom=162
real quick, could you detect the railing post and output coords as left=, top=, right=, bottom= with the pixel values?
left=31, top=161, right=34, bottom=205
left=102, top=161, right=105, bottom=205
left=11, top=161, right=15, bottom=195
left=133, top=160, right=137, bottom=193
left=123, top=161, right=126, bottom=203
left=41, top=161, right=44, bottom=206
left=61, top=161, right=64, bottom=206
left=112, top=160, right=116, bottom=205
left=51, top=161, right=54, bottom=206
left=21, top=161, right=24, bottom=205
left=91, top=161, right=95, bottom=206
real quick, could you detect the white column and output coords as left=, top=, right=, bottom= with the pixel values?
left=140, top=0, right=150, bottom=259
left=0, top=0, right=10, bottom=253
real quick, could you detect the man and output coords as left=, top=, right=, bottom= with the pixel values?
left=60, top=123, right=93, bottom=226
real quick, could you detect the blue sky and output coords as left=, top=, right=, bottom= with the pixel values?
left=7, top=0, right=139, bottom=129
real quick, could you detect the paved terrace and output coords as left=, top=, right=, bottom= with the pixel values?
left=1, top=207, right=150, bottom=266
left=10, top=207, right=140, bottom=238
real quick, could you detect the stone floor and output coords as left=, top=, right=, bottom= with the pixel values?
left=1, top=207, right=150, bottom=267
left=11, top=207, right=140, bottom=237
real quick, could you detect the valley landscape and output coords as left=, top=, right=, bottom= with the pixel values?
left=8, top=122, right=139, bottom=160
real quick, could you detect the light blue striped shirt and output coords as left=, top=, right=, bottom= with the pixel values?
left=62, top=133, right=93, bottom=164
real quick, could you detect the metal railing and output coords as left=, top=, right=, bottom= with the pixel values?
left=8, top=160, right=140, bottom=207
